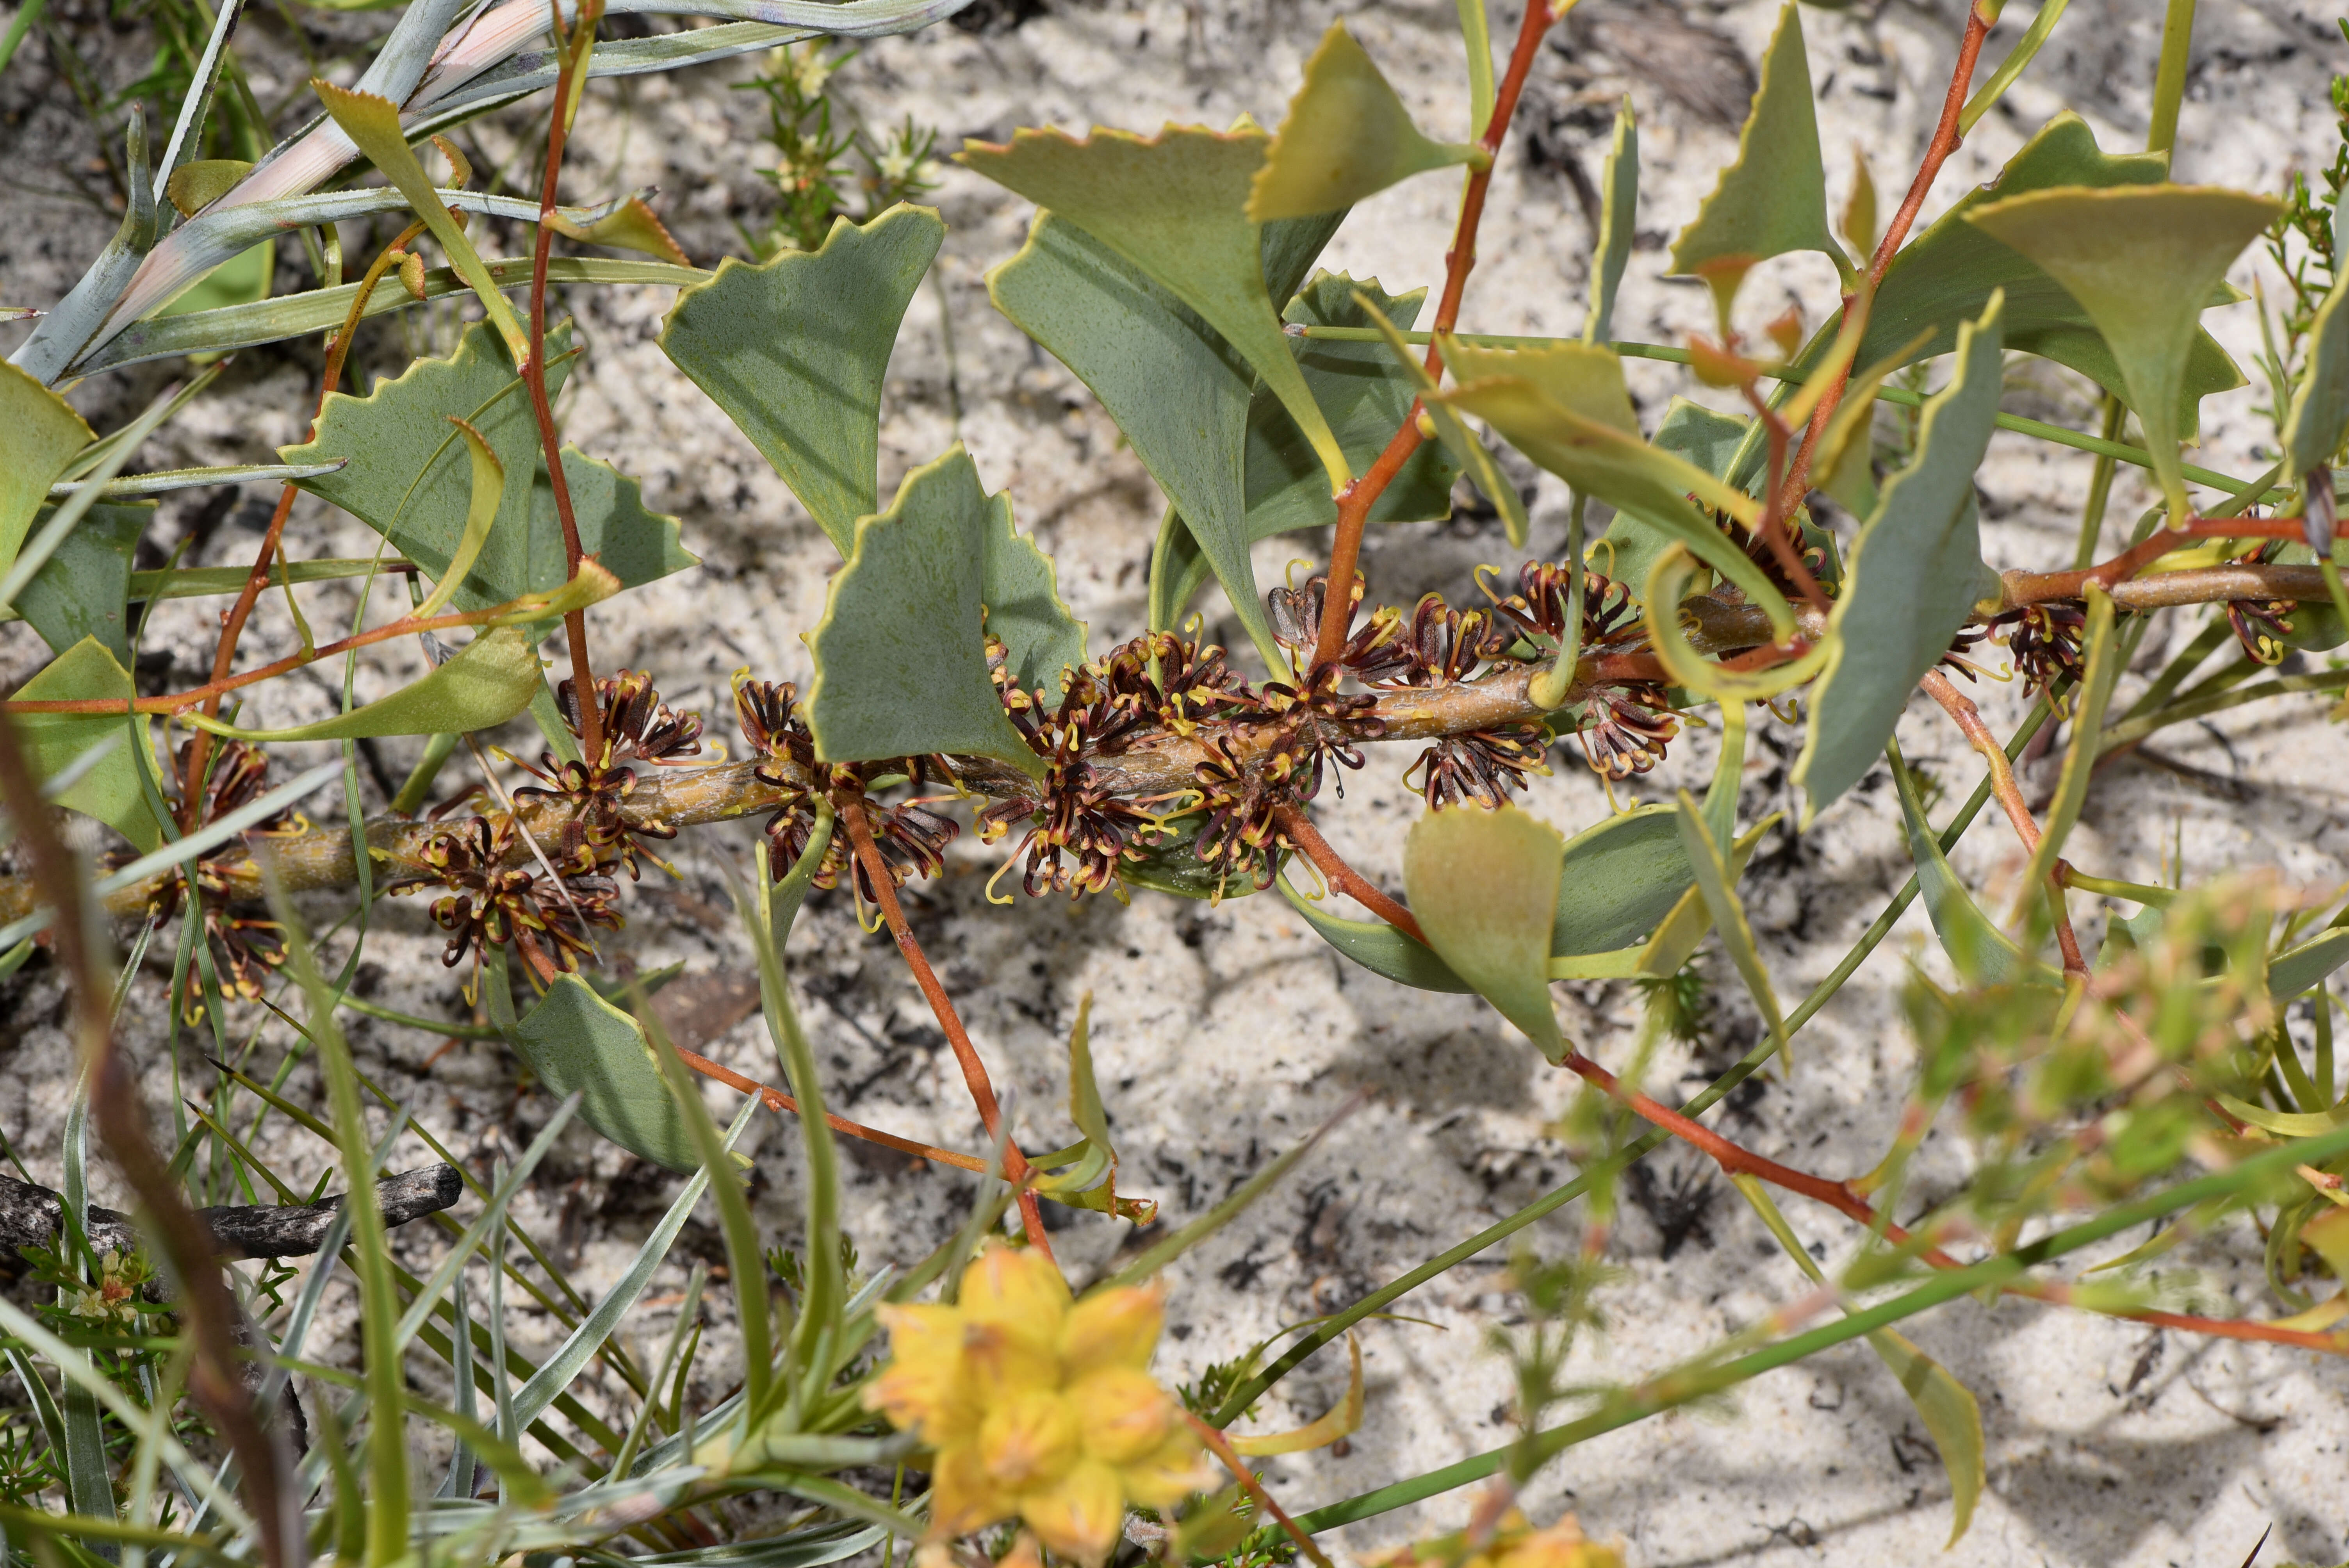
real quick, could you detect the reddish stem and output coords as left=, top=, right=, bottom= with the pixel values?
left=836, top=791, right=1054, bottom=1256
left=668, top=1044, right=998, bottom=1173
left=1274, top=803, right=1427, bottom=945
left=1779, top=3, right=1993, bottom=516
left=527, top=2, right=605, bottom=764
left=1309, top=0, right=1554, bottom=673
left=1182, top=1412, right=1337, bottom=1568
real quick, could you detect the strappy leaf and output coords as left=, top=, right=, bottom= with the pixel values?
left=1279, top=872, right=1473, bottom=993
left=178, top=625, right=545, bottom=742
left=2283, top=274, right=2349, bottom=481
left=1584, top=100, right=1638, bottom=346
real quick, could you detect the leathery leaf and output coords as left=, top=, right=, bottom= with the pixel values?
left=1584, top=99, right=1638, bottom=346
left=659, top=205, right=944, bottom=552
left=284, top=321, right=696, bottom=611
left=2283, top=271, right=2349, bottom=481
left=9, top=637, right=166, bottom=853
left=1247, top=22, right=1480, bottom=222
left=15, top=503, right=149, bottom=665
left=1856, top=114, right=2243, bottom=440
left=1792, top=291, right=2006, bottom=821
left=803, top=446, right=1046, bottom=777
left=980, top=489, right=1087, bottom=693
left=1404, top=802, right=1566, bottom=1060
left=989, top=206, right=1342, bottom=668
left=1964, top=184, right=2276, bottom=521
left=178, top=625, right=545, bottom=742
left=1279, top=871, right=1474, bottom=993
left=1888, top=740, right=2041, bottom=986
left=0, top=365, right=98, bottom=577
left=1667, top=2, right=1839, bottom=282
left=492, top=966, right=698, bottom=1174
left=1437, top=337, right=1793, bottom=636
left=960, top=122, right=1351, bottom=495
left=1551, top=804, right=1694, bottom=959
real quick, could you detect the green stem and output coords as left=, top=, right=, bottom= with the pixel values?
left=1265, top=1119, right=2349, bottom=1544
left=2146, top=0, right=2197, bottom=157
left=2098, top=667, right=2349, bottom=754
left=1209, top=700, right=2051, bottom=1427
left=2073, top=395, right=2126, bottom=568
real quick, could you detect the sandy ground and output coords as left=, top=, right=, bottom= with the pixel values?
left=5, top=0, right=2349, bottom=1563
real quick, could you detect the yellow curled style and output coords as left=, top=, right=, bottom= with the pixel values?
left=1641, top=545, right=1829, bottom=703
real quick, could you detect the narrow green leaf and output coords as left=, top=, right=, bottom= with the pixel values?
left=15, top=504, right=149, bottom=664
left=1455, top=0, right=1494, bottom=137
left=284, top=320, right=695, bottom=609
left=1857, top=114, right=2243, bottom=439
left=495, top=968, right=698, bottom=1173
left=1964, top=184, right=2277, bottom=520
left=803, top=445, right=1045, bottom=776
left=86, top=258, right=706, bottom=374
left=1438, top=338, right=1794, bottom=637
left=2282, top=273, right=2349, bottom=481
left=178, top=625, right=542, bottom=742
left=1247, top=22, right=1479, bottom=222
left=315, top=80, right=529, bottom=365
left=0, top=363, right=98, bottom=574
left=1279, top=871, right=1474, bottom=993
left=1583, top=100, right=1638, bottom=347
left=1404, top=802, right=1565, bottom=1060
left=1887, top=740, right=2039, bottom=986
left=659, top=205, right=943, bottom=551
left=413, top=417, right=506, bottom=618
left=2018, top=587, right=2119, bottom=904
left=48, top=462, right=344, bottom=502
left=980, top=489, right=1087, bottom=693
left=1675, top=790, right=1790, bottom=1069
left=2269, top=927, right=2349, bottom=1000
left=1793, top=291, right=2007, bottom=820
left=1730, top=1174, right=1984, bottom=1547
left=960, top=122, right=1352, bottom=494
left=1667, top=2, right=1839, bottom=279
left=11, top=638, right=164, bottom=852
left=1551, top=804, right=1694, bottom=958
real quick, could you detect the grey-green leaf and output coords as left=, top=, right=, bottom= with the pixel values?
left=980, top=490, right=1087, bottom=693
left=1793, top=291, right=2006, bottom=821
left=659, top=205, right=944, bottom=552
left=508, top=974, right=698, bottom=1173
left=1889, top=740, right=2039, bottom=986
left=1667, top=2, right=1838, bottom=278
left=1584, top=100, right=1638, bottom=346
left=1279, top=873, right=1473, bottom=993
left=803, top=445, right=1045, bottom=776
left=2283, top=274, right=2349, bottom=481
left=11, top=638, right=165, bottom=853
left=284, top=320, right=696, bottom=609
left=16, top=504, right=148, bottom=664
left=1552, top=804, right=1696, bottom=957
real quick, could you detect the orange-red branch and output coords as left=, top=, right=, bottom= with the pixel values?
left=837, top=791, right=1054, bottom=1257
left=1275, top=803, right=1426, bottom=945
left=671, top=1045, right=996, bottom=1174
left=1310, top=0, right=1555, bottom=673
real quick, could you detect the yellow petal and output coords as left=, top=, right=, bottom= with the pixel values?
left=929, top=1442, right=1014, bottom=1541
left=1116, top=1423, right=1211, bottom=1510
left=1066, top=1368, right=1174, bottom=1465
left=1058, top=1282, right=1164, bottom=1376
left=964, top=1320, right=1062, bottom=1404
left=959, top=1242, right=1073, bottom=1347
left=1018, top=1458, right=1126, bottom=1565
left=867, top=1303, right=975, bottom=1439
left=978, top=1389, right=1082, bottom=1491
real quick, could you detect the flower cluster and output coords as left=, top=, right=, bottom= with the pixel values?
left=129, top=740, right=307, bottom=1021
left=866, top=1243, right=1205, bottom=1564
left=2224, top=549, right=2297, bottom=666
left=1991, top=602, right=2088, bottom=696
left=510, top=669, right=705, bottom=880
left=66, top=1250, right=152, bottom=1330
left=389, top=814, right=620, bottom=987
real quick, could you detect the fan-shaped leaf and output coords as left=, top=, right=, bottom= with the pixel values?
left=0, top=364, right=98, bottom=574
left=1248, top=22, right=1479, bottom=222
left=1858, top=114, right=2242, bottom=440
left=285, top=320, right=696, bottom=610
left=989, top=206, right=1342, bottom=668
left=1667, top=2, right=1837, bottom=279
left=961, top=123, right=1351, bottom=494
left=981, top=490, right=1087, bottom=693
left=803, top=446, right=1044, bottom=777
left=1404, top=803, right=1565, bottom=1059
left=11, top=638, right=164, bottom=853
left=659, top=205, right=943, bottom=551
left=1793, top=292, right=2006, bottom=821
left=15, top=504, right=148, bottom=664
